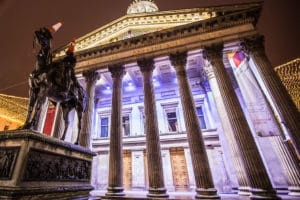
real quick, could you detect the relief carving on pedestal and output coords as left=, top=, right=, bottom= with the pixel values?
left=23, top=149, right=91, bottom=182
left=0, top=147, right=20, bottom=180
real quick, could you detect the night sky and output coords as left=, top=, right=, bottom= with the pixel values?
left=0, top=0, right=299, bottom=97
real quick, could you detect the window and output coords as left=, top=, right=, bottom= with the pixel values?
left=100, top=117, right=109, bottom=137
left=138, top=106, right=145, bottom=135
left=122, top=115, right=130, bottom=136
left=196, top=107, right=206, bottom=129
left=161, top=102, right=179, bottom=133
left=167, top=112, right=178, bottom=132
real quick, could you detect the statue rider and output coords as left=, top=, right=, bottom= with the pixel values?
left=30, top=22, right=62, bottom=88
left=62, top=39, right=81, bottom=97
left=23, top=22, right=87, bottom=141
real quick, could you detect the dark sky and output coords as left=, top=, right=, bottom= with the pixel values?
left=0, top=0, right=299, bottom=97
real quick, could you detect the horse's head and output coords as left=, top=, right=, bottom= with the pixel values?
left=34, top=27, right=52, bottom=48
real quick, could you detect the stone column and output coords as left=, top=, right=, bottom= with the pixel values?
left=106, top=65, right=125, bottom=197
left=203, top=44, right=280, bottom=200
left=137, top=58, right=168, bottom=198
left=80, top=70, right=99, bottom=148
left=226, top=47, right=300, bottom=196
left=52, top=103, right=63, bottom=138
left=241, top=35, right=300, bottom=155
left=270, top=136, right=300, bottom=196
left=203, top=62, right=250, bottom=195
left=169, top=51, right=220, bottom=200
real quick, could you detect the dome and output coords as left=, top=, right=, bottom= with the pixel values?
left=127, top=0, right=159, bottom=14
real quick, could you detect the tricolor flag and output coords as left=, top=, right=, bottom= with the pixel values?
left=227, top=51, right=246, bottom=68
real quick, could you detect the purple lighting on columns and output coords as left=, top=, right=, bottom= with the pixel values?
left=152, top=77, right=160, bottom=87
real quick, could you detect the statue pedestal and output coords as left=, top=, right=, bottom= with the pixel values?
left=0, top=129, right=96, bottom=200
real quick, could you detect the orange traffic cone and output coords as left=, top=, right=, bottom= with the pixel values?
left=67, top=38, right=76, bottom=53
left=49, top=22, right=63, bottom=33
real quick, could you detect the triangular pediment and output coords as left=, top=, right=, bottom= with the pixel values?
left=54, top=2, right=262, bottom=57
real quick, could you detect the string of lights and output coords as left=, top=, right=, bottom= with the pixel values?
left=0, top=80, right=28, bottom=92
left=275, top=58, right=300, bottom=111
left=0, top=94, right=29, bottom=125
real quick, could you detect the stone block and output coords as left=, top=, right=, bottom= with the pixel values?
left=0, top=129, right=96, bottom=200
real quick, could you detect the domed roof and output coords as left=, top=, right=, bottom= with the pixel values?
left=127, top=0, right=159, bottom=14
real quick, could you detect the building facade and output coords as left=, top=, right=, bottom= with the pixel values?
left=37, top=1, right=300, bottom=199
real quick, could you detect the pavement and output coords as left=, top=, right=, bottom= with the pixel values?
left=89, top=190, right=300, bottom=200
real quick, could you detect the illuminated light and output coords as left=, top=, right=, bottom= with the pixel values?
left=96, top=78, right=105, bottom=86
left=0, top=94, right=29, bottom=126
left=125, top=85, right=136, bottom=92
left=103, top=86, right=112, bottom=95
left=152, top=78, right=161, bottom=87
left=128, top=82, right=133, bottom=86
left=152, top=78, right=160, bottom=87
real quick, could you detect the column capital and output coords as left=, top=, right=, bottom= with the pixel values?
left=202, top=43, right=223, bottom=62
left=137, top=58, right=155, bottom=72
left=83, top=70, right=100, bottom=83
left=203, top=64, right=215, bottom=80
left=169, top=51, right=187, bottom=67
left=108, top=64, right=125, bottom=79
left=240, top=35, right=265, bottom=54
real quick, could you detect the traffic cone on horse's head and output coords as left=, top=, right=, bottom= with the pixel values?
left=49, top=22, right=63, bottom=33
left=67, top=38, right=76, bottom=53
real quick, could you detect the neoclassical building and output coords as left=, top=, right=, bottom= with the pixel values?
left=35, top=1, right=300, bottom=199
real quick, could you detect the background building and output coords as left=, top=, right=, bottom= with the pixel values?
left=274, top=58, right=300, bottom=111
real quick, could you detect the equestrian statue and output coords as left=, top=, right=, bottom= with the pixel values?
left=22, top=22, right=87, bottom=145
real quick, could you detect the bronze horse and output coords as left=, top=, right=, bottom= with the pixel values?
left=22, top=26, right=87, bottom=144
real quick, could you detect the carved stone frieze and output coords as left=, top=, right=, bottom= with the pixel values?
left=203, top=64, right=215, bottom=80
left=0, top=147, right=19, bottom=180
left=23, top=149, right=91, bottom=182
left=199, top=65, right=212, bottom=92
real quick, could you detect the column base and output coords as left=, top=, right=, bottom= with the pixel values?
left=288, top=186, right=300, bottom=196
left=238, top=186, right=251, bottom=196
left=147, top=187, right=169, bottom=198
left=250, top=188, right=281, bottom=200
left=105, top=186, right=125, bottom=196
left=195, top=188, right=220, bottom=199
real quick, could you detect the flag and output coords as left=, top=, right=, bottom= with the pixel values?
left=227, top=51, right=246, bottom=68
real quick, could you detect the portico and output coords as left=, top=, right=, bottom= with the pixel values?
left=46, top=1, right=300, bottom=199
